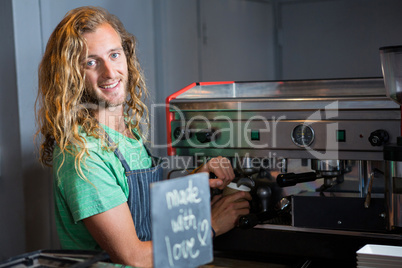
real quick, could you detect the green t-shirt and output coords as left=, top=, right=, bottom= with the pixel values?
left=53, top=125, right=152, bottom=250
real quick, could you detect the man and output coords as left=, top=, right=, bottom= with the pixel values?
left=36, top=6, right=251, bottom=267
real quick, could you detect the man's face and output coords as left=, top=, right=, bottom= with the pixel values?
left=82, top=23, right=128, bottom=108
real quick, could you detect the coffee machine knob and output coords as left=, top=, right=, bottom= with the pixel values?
left=196, top=130, right=217, bottom=143
left=368, top=129, right=390, bottom=146
left=173, top=127, right=192, bottom=141
left=257, top=186, right=271, bottom=212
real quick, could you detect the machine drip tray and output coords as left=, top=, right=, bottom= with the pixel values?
left=292, top=192, right=386, bottom=232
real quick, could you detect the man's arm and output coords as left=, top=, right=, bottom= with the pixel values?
left=83, top=202, right=153, bottom=267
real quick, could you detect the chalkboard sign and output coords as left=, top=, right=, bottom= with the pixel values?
left=150, top=172, right=213, bottom=268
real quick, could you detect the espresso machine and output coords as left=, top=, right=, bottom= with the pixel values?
left=166, top=77, right=402, bottom=265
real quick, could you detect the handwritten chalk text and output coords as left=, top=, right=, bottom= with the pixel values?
left=166, top=179, right=201, bottom=209
left=171, top=208, right=197, bottom=233
left=165, top=236, right=200, bottom=267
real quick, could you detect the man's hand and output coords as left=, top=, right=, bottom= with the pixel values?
left=210, top=191, right=252, bottom=237
left=197, top=156, right=235, bottom=189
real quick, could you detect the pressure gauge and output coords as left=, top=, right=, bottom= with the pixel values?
left=291, top=124, right=315, bottom=147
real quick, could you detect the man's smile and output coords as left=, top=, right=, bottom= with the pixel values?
left=99, top=80, right=119, bottom=89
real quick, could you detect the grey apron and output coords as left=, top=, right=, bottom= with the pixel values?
left=105, top=132, right=163, bottom=241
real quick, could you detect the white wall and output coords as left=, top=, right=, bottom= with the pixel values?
left=12, top=0, right=55, bottom=253
left=199, top=0, right=275, bottom=81
left=278, top=0, right=402, bottom=80
left=0, top=0, right=26, bottom=261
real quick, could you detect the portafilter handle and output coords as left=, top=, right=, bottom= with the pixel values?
left=238, top=210, right=278, bottom=230
left=276, top=172, right=318, bottom=187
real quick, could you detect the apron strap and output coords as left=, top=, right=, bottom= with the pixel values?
left=103, top=130, right=132, bottom=173
left=101, top=126, right=162, bottom=242
left=103, top=128, right=159, bottom=172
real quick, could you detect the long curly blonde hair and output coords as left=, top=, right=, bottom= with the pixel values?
left=36, top=6, right=149, bottom=175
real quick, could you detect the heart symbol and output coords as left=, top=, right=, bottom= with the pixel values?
left=197, top=219, right=209, bottom=246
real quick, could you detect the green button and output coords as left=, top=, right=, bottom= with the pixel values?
left=336, top=130, right=346, bottom=142
left=251, top=130, right=260, bottom=140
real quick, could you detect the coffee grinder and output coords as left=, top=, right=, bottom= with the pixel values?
left=380, top=45, right=402, bottom=231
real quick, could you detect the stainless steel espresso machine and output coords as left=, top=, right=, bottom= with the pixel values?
left=165, top=77, right=402, bottom=266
